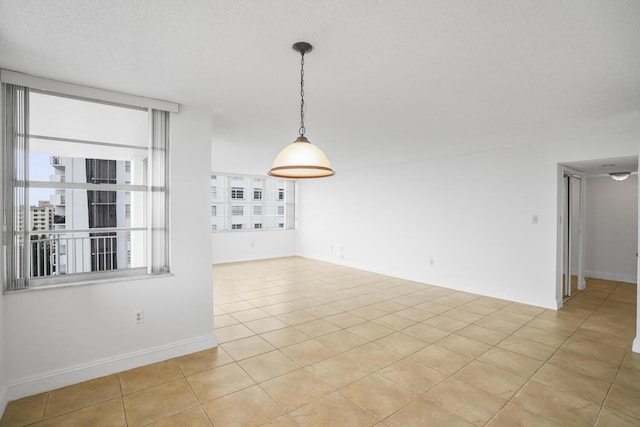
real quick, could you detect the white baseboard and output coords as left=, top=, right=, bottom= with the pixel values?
left=554, top=296, right=564, bottom=310
left=585, top=270, right=637, bottom=284
left=633, top=337, right=640, bottom=354
left=6, top=333, right=217, bottom=401
left=213, top=253, right=296, bottom=265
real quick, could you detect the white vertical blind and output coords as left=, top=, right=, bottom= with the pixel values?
left=285, top=180, right=295, bottom=229
left=2, top=83, right=29, bottom=290
left=148, top=109, right=170, bottom=274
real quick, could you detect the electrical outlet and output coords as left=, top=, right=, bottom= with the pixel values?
left=135, top=309, right=144, bottom=324
left=429, top=258, right=435, bottom=266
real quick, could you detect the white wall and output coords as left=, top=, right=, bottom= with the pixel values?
left=585, top=175, right=638, bottom=283
left=210, top=135, right=298, bottom=265
left=0, top=289, right=6, bottom=415
left=296, top=115, right=639, bottom=311
left=635, top=139, right=640, bottom=354
left=1, top=106, right=216, bottom=400
left=297, top=144, right=560, bottom=308
left=212, top=230, right=296, bottom=264
left=210, top=114, right=639, bottom=349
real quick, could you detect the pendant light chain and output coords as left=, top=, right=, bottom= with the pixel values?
left=269, top=41, right=334, bottom=178
left=299, top=51, right=306, bottom=137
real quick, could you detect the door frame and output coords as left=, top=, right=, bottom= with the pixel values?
left=556, top=165, right=586, bottom=308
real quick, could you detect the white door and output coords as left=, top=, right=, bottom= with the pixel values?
left=562, top=170, right=584, bottom=299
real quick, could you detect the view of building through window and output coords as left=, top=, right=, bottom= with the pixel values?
left=211, top=174, right=294, bottom=231
left=24, top=92, right=149, bottom=282
left=2, top=83, right=170, bottom=290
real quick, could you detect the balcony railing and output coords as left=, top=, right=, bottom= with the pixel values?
left=28, top=229, right=142, bottom=278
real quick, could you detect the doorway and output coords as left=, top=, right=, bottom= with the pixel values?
left=557, top=156, right=638, bottom=308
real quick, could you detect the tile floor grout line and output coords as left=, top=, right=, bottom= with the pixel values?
left=441, top=313, right=537, bottom=427
left=181, top=375, right=214, bottom=427
left=433, top=285, right=597, bottom=426
left=115, top=373, right=129, bottom=427
left=592, top=362, right=623, bottom=427
left=588, top=280, right=629, bottom=427
left=499, top=279, right=626, bottom=427
left=40, top=391, right=51, bottom=424
left=335, top=373, right=421, bottom=426
left=389, top=301, right=514, bottom=425
left=5, top=260, right=634, bottom=426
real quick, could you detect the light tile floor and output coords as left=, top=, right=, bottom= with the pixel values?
left=2, top=257, right=639, bottom=426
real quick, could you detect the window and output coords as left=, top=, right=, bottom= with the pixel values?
left=211, top=206, right=217, bottom=216
left=231, top=187, right=244, bottom=199
left=2, top=71, right=176, bottom=290
left=211, top=173, right=294, bottom=232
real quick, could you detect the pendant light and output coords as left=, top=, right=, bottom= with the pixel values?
left=269, top=42, right=335, bottom=178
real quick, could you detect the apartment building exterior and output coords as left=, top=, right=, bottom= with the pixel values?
left=30, top=201, right=55, bottom=232
left=211, top=174, right=294, bottom=231
left=48, top=156, right=132, bottom=275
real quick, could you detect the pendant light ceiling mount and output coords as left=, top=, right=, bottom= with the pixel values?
left=292, top=41, right=313, bottom=55
left=269, top=41, right=335, bottom=179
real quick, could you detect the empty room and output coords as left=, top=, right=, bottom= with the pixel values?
left=0, top=1, right=639, bottom=426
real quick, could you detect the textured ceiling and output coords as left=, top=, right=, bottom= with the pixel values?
left=1, top=0, right=639, bottom=171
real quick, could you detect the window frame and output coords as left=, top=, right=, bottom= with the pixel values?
left=211, top=172, right=294, bottom=232
left=1, top=70, right=178, bottom=291
left=253, top=187, right=262, bottom=200
left=231, top=187, right=244, bottom=200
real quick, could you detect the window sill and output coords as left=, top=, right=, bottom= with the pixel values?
left=4, top=271, right=173, bottom=294
left=212, top=228, right=294, bottom=234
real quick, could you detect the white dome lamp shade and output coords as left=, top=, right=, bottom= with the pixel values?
left=269, top=42, right=335, bottom=179
left=270, top=136, right=334, bottom=178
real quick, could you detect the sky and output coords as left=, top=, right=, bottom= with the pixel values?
left=29, top=151, right=54, bottom=206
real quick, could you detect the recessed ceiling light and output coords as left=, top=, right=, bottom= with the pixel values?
left=601, top=164, right=616, bottom=168
left=610, top=172, right=631, bottom=182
